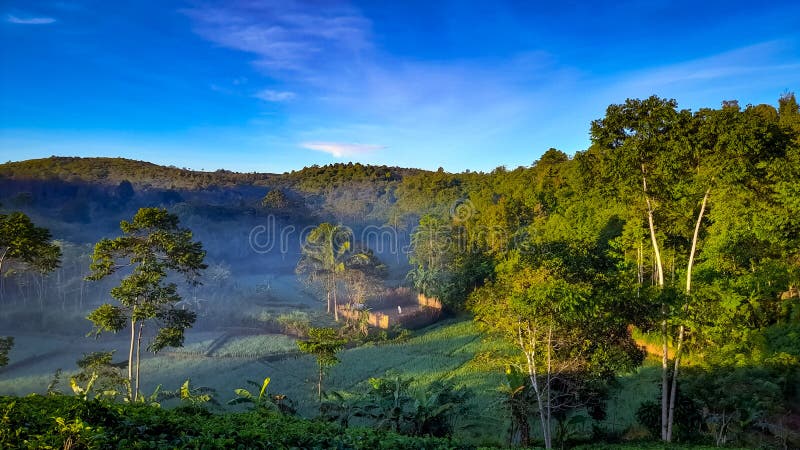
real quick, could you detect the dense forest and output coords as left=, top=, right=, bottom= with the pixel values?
left=1, top=93, right=799, bottom=449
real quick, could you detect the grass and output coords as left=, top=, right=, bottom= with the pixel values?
left=0, top=318, right=668, bottom=447
left=213, top=334, right=297, bottom=357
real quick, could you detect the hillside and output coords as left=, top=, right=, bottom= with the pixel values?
left=1, top=94, right=799, bottom=449
left=0, top=156, right=425, bottom=192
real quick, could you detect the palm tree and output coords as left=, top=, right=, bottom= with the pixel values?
left=296, top=223, right=351, bottom=321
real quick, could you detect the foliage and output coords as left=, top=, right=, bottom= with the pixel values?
left=0, top=211, right=61, bottom=277
left=85, top=207, right=206, bottom=401
left=70, top=352, right=127, bottom=400
left=297, top=223, right=386, bottom=320
left=0, top=337, right=12, bottom=367
left=321, top=372, right=471, bottom=438
left=158, top=378, right=219, bottom=409
left=260, top=189, right=292, bottom=209
left=297, top=327, right=347, bottom=401
left=228, top=376, right=295, bottom=414
left=0, top=394, right=463, bottom=449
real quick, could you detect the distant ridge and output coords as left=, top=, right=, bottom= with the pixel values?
left=0, top=156, right=426, bottom=191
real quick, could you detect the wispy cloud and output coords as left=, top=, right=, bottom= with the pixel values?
left=301, top=141, right=385, bottom=158
left=254, top=89, right=296, bottom=102
left=182, top=1, right=370, bottom=73
left=594, top=40, right=800, bottom=111
left=6, top=14, right=56, bottom=25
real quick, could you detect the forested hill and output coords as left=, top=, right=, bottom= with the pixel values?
left=0, top=156, right=424, bottom=191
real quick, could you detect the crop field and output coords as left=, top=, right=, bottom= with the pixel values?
left=0, top=318, right=661, bottom=446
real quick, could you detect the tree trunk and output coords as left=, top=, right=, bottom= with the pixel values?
left=332, top=273, right=339, bottom=321
left=643, top=170, right=668, bottom=441
left=519, top=322, right=551, bottom=449
left=317, top=366, right=323, bottom=402
left=128, top=316, right=136, bottom=401
left=135, top=321, right=144, bottom=402
left=545, top=324, right=553, bottom=448
left=667, top=188, right=710, bottom=441
left=0, top=246, right=8, bottom=279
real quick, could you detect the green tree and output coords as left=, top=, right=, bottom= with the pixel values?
left=0, top=211, right=61, bottom=280
left=0, top=336, right=12, bottom=367
left=297, top=223, right=351, bottom=320
left=261, top=189, right=291, bottom=209
left=590, top=96, right=699, bottom=441
left=470, top=243, right=644, bottom=449
left=297, top=223, right=382, bottom=321
left=0, top=211, right=60, bottom=368
left=86, top=207, right=206, bottom=401
left=407, top=215, right=453, bottom=299
left=589, top=95, right=797, bottom=442
left=297, top=327, right=346, bottom=401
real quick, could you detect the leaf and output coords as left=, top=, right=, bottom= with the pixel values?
left=234, top=388, right=253, bottom=399
left=180, top=379, right=191, bottom=400
left=258, top=377, right=271, bottom=401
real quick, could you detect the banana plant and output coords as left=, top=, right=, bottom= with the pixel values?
left=69, top=372, right=98, bottom=401
left=228, top=377, right=278, bottom=411
left=159, top=379, right=219, bottom=407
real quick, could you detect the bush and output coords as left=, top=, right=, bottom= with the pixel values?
left=0, top=394, right=466, bottom=449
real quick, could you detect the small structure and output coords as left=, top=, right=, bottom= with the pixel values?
left=337, top=289, right=442, bottom=330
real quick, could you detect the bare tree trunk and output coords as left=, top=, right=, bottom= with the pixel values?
left=0, top=247, right=8, bottom=279
left=332, top=273, right=339, bottom=321
left=128, top=316, right=136, bottom=401
left=545, top=324, right=553, bottom=448
left=643, top=170, right=668, bottom=441
left=317, top=366, right=323, bottom=402
left=642, top=172, right=665, bottom=287
left=667, top=188, right=710, bottom=441
left=519, top=322, right=551, bottom=449
left=135, top=321, right=144, bottom=401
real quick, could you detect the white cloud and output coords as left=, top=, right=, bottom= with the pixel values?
left=6, top=14, right=56, bottom=24
left=182, top=1, right=370, bottom=73
left=254, top=89, right=296, bottom=102
left=301, top=141, right=385, bottom=158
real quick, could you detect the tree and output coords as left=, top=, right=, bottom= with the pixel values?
left=0, top=211, right=60, bottom=367
left=407, top=215, right=453, bottom=298
left=0, top=211, right=61, bottom=280
left=297, top=223, right=382, bottom=321
left=261, top=189, right=292, bottom=210
left=590, top=96, right=796, bottom=441
left=86, top=207, right=206, bottom=401
left=297, top=224, right=350, bottom=321
left=297, top=327, right=346, bottom=401
left=0, top=336, right=12, bottom=367
left=590, top=96, right=697, bottom=442
left=469, top=243, right=644, bottom=449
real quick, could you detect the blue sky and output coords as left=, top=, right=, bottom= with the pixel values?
left=1, top=0, right=799, bottom=173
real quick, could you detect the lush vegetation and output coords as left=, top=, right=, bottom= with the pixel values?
left=0, top=93, right=798, bottom=448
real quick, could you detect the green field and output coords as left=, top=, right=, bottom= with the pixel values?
left=0, top=318, right=668, bottom=446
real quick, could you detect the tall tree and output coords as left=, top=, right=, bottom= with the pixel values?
left=589, top=95, right=796, bottom=441
left=86, top=207, right=206, bottom=401
left=590, top=96, right=693, bottom=441
left=297, top=223, right=381, bottom=320
left=407, top=214, right=454, bottom=299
